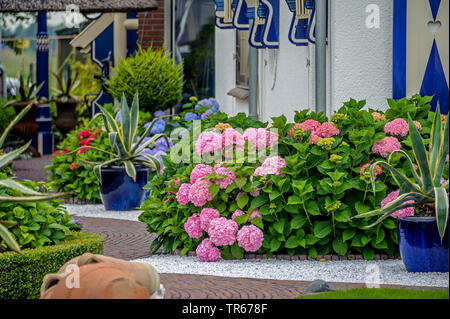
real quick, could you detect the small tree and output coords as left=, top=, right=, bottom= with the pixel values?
left=107, top=46, right=183, bottom=113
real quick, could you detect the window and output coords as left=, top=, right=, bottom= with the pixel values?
left=236, top=29, right=249, bottom=88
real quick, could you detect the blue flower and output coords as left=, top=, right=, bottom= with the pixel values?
left=153, top=110, right=166, bottom=118
left=184, top=112, right=200, bottom=122
left=201, top=109, right=218, bottom=120
left=195, top=98, right=220, bottom=112
left=144, top=119, right=166, bottom=135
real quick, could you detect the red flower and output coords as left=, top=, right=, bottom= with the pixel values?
left=90, top=135, right=98, bottom=139
left=77, top=148, right=88, bottom=155
left=70, top=162, right=81, bottom=170
left=63, top=148, right=69, bottom=154
left=79, top=138, right=93, bottom=147
left=77, top=130, right=91, bottom=140
left=52, top=151, right=61, bottom=157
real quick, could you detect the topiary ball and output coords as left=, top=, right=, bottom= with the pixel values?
left=107, top=46, right=183, bottom=113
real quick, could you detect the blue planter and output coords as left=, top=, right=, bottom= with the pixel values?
left=99, top=166, right=149, bottom=211
left=398, top=216, right=449, bottom=272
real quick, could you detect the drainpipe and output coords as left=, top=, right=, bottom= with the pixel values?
left=315, top=0, right=327, bottom=114
left=248, top=18, right=259, bottom=121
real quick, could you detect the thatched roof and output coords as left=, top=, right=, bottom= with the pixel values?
left=0, top=0, right=158, bottom=13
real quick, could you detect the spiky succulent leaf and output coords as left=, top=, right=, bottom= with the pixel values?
left=0, top=141, right=31, bottom=170
left=0, top=103, right=32, bottom=148
left=0, top=222, right=21, bottom=254
left=435, top=187, right=449, bottom=241
left=407, top=114, right=433, bottom=192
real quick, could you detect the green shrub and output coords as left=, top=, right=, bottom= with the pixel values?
left=0, top=178, right=80, bottom=250
left=45, top=117, right=111, bottom=203
left=0, top=232, right=104, bottom=299
left=139, top=96, right=448, bottom=260
left=107, top=46, right=183, bottom=113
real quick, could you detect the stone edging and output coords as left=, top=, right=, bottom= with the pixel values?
left=155, top=249, right=400, bottom=261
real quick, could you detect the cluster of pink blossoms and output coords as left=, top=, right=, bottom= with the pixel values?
left=185, top=208, right=264, bottom=262
left=176, top=163, right=238, bottom=207
left=288, top=120, right=339, bottom=145
left=359, top=160, right=383, bottom=180
left=383, top=118, right=409, bottom=137
left=371, top=136, right=402, bottom=158
left=253, top=156, right=287, bottom=178
left=195, top=126, right=279, bottom=156
left=380, top=190, right=415, bottom=218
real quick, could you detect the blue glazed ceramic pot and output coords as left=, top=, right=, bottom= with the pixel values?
left=398, top=216, right=449, bottom=272
left=99, top=165, right=149, bottom=211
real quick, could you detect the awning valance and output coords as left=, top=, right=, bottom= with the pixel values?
left=0, top=0, right=158, bottom=13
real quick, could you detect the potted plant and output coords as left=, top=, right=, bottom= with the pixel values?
left=353, top=105, right=449, bottom=272
left=52, top=67, right=80, bottom=136
left=3, top=75, right=44, bottom=142
left=0, top=104, right=70, bottom=254
left=71, top=93, right=170, bottom=211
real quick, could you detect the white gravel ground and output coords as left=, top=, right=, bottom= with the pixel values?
left=64, top=204, right=142, bottom=221
left=65, top=204, right=449, bottom=288
left=134, top=255, right=449, bottom=288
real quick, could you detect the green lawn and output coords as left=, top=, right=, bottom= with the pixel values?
left=296, top=287, right=449, bottom=299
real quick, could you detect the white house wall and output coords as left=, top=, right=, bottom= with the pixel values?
left=215, top=0, right=394, bottom=122
left=329, top=0, right=393, bottom=113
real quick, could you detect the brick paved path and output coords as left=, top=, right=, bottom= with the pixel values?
left=78, top=216, right=446, bottom=299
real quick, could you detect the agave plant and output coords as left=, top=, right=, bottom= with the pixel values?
left=0, top=104, right=71, bottom=254
left=72, top=92, right=170, bottom=183
left=3, top=74, right=44, bottom=107
left=353, top=105, right=449, bottom=240
left=51, top=66, right=80, bottom=103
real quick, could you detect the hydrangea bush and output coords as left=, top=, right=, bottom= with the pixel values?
left=139, top=95, right=449, bottom=261
left=139, top=123, right=278, bottom=261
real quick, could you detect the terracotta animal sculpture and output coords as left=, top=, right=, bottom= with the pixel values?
left=40, top=253, right=164, bottom=299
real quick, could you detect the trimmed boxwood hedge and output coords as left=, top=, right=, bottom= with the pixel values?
left=0, top=232, right=104, bottom=299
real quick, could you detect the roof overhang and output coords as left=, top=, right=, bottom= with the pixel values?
left=0, top=0, right=158, bottom=13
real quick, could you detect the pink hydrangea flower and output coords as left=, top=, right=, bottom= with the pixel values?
left=380, top=190, right=415, bottom=218
left=195, top=131, right=223, bottom=155
left=189, top=179, right=213, bottom=207
left=315, top=122, right=340, bottom=138
left=200, top=208, right=220, bottom=232
left=447, top=153, right=449, bottom=162
left=372, top=112, right=386, bottom=122
left=236, top=224, right=264, bottom=252
left=253, top=156, right=287, bottom=178
left=309, top=134, right=323, bottom=145
left=222, top=128, right=245, bottom=147
left=243, top=128, right=278, bottom=150
left=190, top=164, right=214, bottom=184
left=384, top=118, right=409, bottom=137
left=184, top=213, right=202, bottom=238
left=413, top=121, right=422, bottom=131
left=250, top=188, right=261, bottom=197
left=207, top=217, right=238, bottom=246
left=213, top=163, right=237, bottom=189
left=360, top=160, right=383, bottom=179
left=196, top=238, right=221, bottom=262
left=296, top=120, right=321, bottom=133
left=287, top=123, right=305, bottom=139
left=176, top=183, right=191, bottom=206
left=371, top=136, right=402, bottom=158
left=249, top=209, right=262, bottom=220
left=231, top=209, right=245, bottom=221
